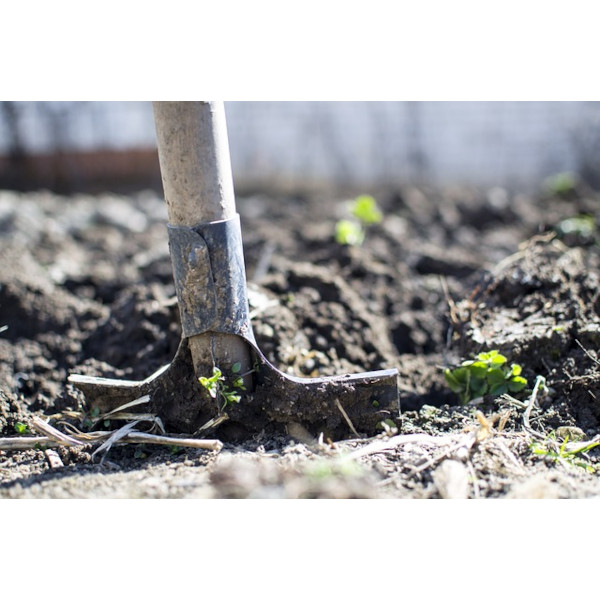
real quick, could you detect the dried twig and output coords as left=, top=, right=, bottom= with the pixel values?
left=439, top=275, right=460, bottom=325
left=348, top=433, right=458, bottom=460
left=410, top=432, right=478, bottom=474
left=32, top=416, right=84, bottom=446
left=523, top=376, right=546, bottom=440
left=100, top=395, right=151, bottom=418
left=575, top=339, right=600, bottom=367
left=108, top=431, right=223, bottom=451
left=334, top=398, right=361, bottom=438
left=92, top=421, right=141, bottom=461
left=0, top=419, right=223, bottom=454
left=195, top=413, right=229, bottom=434
left=44, top=449, right=64, bottom=469
left=0, top=436, right=55, bottom=450
left=490, top=438, right=526, bottom=474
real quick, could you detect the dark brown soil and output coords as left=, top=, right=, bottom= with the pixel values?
left=1, top=183, right=600, bottom=498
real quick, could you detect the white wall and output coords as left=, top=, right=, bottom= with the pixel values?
left=1, top=101, right=598, bottom=190
left=225, top=101, right=595, bottom=190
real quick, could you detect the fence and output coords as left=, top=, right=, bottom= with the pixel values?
left=1, top=101, right=599, bottom=192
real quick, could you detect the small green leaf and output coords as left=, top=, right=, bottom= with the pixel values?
left=487, top=368, right=508, bottom=385
left=489, top=353, right=507, bottom=366
left=351, top=195, right=383, bottom=225
left=231, top=362, right=242, bottom=373
left=489, top=383, right=508, bottom=396
left=335, top=219, right=365, bottom=246
left=444, top=368, right=466, bottom=393
left=469, top=363, right=489, bottom=379
left=14, top=422, right=27, bottom=434
left=510, top=364, right=522, bottom=377
left=508, top=377, right=528, bottom=392
left=470, top=378, right=488, bottom=395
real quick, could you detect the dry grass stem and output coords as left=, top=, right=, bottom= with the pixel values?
left=0, top=436, right=55, bottom=450
left=334, top=398, right=361, bottom=438
left=523, top=376, right=546, bottom=440
left=119, top=432, right=223, bottom=451
left=97, top=395, right=151, bottom=419
left=348, top=433, right=459, bottom=460
left=32, top=416, right=84, bottom=446
left=91, top=421, right=141, bottom=461
left=575, top=339, right=600, bottom=367
left=195, top=413, right=229, bottom=433
left=0, top=416, right=223, bottom=454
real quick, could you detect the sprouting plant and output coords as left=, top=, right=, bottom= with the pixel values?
left=351, top=194, right=383, bottom=225
left=529, top=432, right=600, bottom=473
left=335, top=219, right=365, bottom=246
left=199, top=363, right=246, bottom=411
left=335, top=194, right=382, bottom=246
left=14, top=422, right=28, bottom=434
left=543, top=171, right=577, bottom=196
left=444, top=350, right=528, bottom=405
left=555, top=214, right=597, bottom=241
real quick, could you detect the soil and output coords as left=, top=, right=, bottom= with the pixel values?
left=1, top=182, right=600, bottom=498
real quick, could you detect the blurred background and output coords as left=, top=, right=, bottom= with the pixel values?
left=1, top=101, right=600, bottom=194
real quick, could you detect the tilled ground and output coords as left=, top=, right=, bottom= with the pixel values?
left=1, top=182, right=600, bottom=498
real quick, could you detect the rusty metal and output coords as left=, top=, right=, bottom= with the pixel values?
left=167, top=215, right=254, bottom=342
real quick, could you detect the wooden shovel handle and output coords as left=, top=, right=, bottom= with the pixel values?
left=153, top=101, right=236, bottom=224
left=153, top=101, right=252, bottom=388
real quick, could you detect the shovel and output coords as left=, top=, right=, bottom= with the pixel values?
left=69, top=101, right=399, bottom=438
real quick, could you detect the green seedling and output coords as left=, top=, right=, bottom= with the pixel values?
left=529, top=433, right=600, bottom=473
left=351, top=194, right=383, bottom=225
left=335, top=194, right=383, bottom=246
left=555, top=214, right=597, bottom=240
left=444, top=350, right=528, bottom=405
left=14, top=422, right=28, bottom=434
left=82, top=406, right=101, bottom=430
left=199, top=364, right=246, bottom=411
left=543, top=171, right=577, bottom=196
left=335, top=219, right=365, bottom=246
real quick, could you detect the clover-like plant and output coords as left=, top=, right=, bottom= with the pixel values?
left=199, top=363, right=246, bottom=411
left=444, top=350, right=528, bottom=405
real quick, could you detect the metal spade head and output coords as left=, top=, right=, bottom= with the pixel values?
left=68, top=102, right=399, bottom=438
